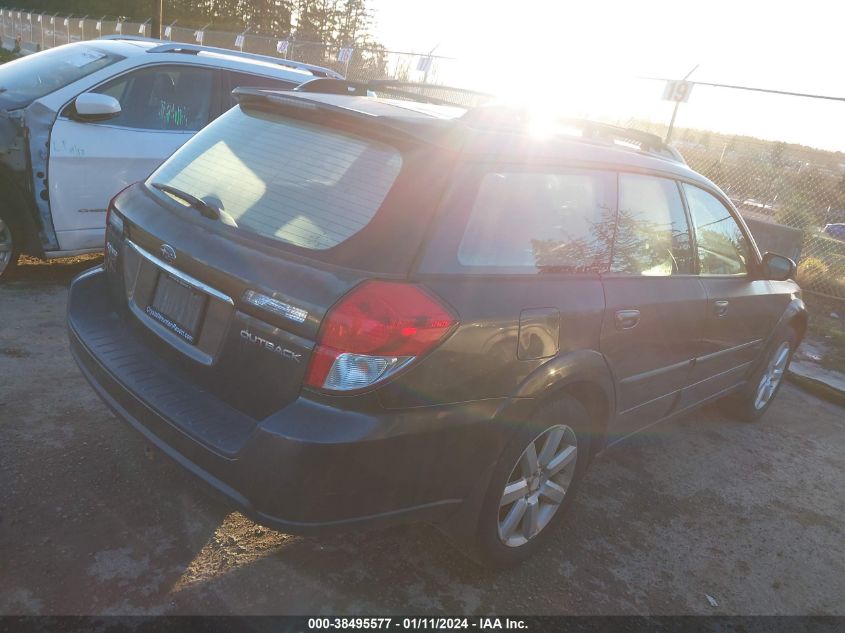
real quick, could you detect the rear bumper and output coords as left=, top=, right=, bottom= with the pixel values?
left=67, top=267, right=506, bottom=534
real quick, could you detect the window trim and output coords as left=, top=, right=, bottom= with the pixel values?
left=605, top=171, right=697, bottom=278
left=676, top=179, right=701, bottom=276
left=680, top=180, right=760, bottom=278
left=416, top=161, right=763, bottom=281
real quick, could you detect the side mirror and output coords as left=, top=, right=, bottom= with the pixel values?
left=73, top=93, right=121, bottom=121
left=761, top=252, right=796, bottom=281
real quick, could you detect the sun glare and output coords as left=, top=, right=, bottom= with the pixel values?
left=373, top=0, right=845, bottom=151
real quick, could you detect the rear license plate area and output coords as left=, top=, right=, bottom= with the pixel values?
left=145, top=273, right=207, bottom=344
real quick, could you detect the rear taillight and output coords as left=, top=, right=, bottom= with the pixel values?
left=305, top=281, right=457, bottom=392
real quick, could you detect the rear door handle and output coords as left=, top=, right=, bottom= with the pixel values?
left=713, top=300, right=729, bottom=317
left=615, top=309, right=640, bottom=330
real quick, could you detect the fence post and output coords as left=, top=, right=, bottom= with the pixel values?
left=164, top=20, right=176, bottom=40
left=64, top=16, right=70, bottom=43
left=276, top=38, right=290, bottom=59
left=236, top=27, right=250, bottom=52
left=79, top=16, right=87, bottom=41
left=194, top=22, right=211, bottom=45
left=139, top=18, right=150, bottom=37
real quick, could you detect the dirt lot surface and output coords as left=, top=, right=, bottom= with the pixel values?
left=1, top=257, right=844, bottom=616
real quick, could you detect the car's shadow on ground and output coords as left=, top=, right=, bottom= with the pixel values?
left=39, top=399, right=728, bottom=614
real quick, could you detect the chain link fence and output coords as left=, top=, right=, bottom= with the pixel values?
left=618, top=92, right=845, bottom=301
left=0, top=9, right=150, bottom=51
left=0, top=8, right=456, bottom=87
left=680, top=136, right=845, bottom=300
left=161, top=24, right=454, bottom=84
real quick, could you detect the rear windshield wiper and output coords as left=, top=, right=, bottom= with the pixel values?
left=150, top=182, right=221, bottom=221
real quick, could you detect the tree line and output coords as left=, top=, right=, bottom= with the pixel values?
left=10, top=0, right=380, bottom=47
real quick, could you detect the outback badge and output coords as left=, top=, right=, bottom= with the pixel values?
left=240, top=329, right=302, bottom=363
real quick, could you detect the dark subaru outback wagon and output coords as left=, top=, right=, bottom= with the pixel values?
left=67, top=81, right=805, bottom=566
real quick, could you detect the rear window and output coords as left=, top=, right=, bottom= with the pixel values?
left=147, top=106, right=402, bottom=251
left=456, top=171, right=612, bottom=272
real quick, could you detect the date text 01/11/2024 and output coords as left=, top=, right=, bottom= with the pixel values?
left=306, top=618, right=529, bottom=630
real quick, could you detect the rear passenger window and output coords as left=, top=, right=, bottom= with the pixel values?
left=684, top=184, right=750, bottom=275
left=611, top=174, right=693, bottom=275
left=457, top=172, right=612, bottom=273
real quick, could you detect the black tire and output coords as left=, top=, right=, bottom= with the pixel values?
left=0, top=207, right=21, bottom=283
left=469, top=394, right=592, bottom=568
left=720, top=326, right=797, bottom=422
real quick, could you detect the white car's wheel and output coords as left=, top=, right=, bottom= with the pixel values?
left=0, top=209, right=20, bottom=282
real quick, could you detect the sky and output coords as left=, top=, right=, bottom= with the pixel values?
left=369, top=0, right=845, bottom=152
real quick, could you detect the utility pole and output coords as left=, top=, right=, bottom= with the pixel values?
left=423, top=42, right=440, bottom=84
left=665, top=63, right=699, bottom=144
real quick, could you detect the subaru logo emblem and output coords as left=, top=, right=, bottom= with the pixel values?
left=160, top=244, right=176, bottom=263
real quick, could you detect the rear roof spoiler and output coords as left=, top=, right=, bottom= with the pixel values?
left=294, top=78, right=495, bottom=107
left=231, top=86, right=458, bottom=146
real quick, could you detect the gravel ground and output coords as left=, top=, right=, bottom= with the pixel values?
left=1, top=256, right=844, bottom=616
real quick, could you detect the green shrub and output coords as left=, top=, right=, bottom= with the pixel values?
left=0, top=47, right=20, bottom=64
left=798, top=257, right=829, bottom=286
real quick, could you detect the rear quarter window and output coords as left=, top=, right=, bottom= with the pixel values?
left=147, top=106, right=402, bottom=251
left=426, top=169, right=614, bottom=274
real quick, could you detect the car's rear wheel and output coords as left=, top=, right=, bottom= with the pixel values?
left=721, top=326, right=797, bottom=422
left=0, top=209, right=21, bottom=282
left=470, top=395, right=592, bottom=568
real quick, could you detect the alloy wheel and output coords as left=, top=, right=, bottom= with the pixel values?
left=754, top=341, right=790, bottom=410
left=498, top=424, right=578, bottom=547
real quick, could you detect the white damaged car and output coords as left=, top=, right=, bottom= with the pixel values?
left=0, top=36, right=339, bottom=279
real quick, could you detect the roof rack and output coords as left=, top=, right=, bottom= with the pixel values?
left=136, top=40, right=342, bottom=79
left=565, top=118, right=685, bottom=163
left=460, top=106, right=686, bottom=164
left=295, top=78, right=494, bottom=108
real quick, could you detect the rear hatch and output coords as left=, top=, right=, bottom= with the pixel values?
left=106, top=95, right=454, bottom=419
